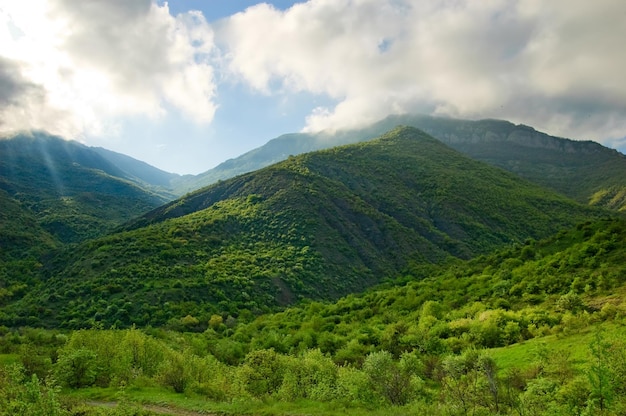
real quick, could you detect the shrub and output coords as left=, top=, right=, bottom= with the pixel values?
left=237, top=349, right=285, bottom=397
left=54, top=348, right=97, bottom=388
left=279, top=349, right=338, bottom=401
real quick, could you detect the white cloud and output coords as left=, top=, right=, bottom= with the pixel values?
left=1, top=0, right=623, bottom=157
left=220, top=0, right=626, bottom=142
left=0, top=0, right=217, bottom=139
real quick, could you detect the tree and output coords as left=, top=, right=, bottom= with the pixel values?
left=54, top=348, right=97, bottom=388
left=363, top=350, right=419, bottom=405
left=556, top=292, right=584, bottom=314
left=439, top=350, right=502, bottom=415
left=519, top=377, right=558, bottom=416
left=279, top=349, right=337, bottom=401
left=587, top=332, right=615, bottom=412
left=478, top=355, right=501, bottom=413
left=238, top=349, right=285, bottom=397
left=208, top=314, right=223, bottom=330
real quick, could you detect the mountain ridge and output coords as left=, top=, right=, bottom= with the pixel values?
left=5, top=126, right=605, bottom=328
left=92, top=146, right=180, bottom=197
left=173, top=115, right=626, bottom=211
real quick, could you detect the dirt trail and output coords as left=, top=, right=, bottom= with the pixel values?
left=86, top=401, right=217, bottom=416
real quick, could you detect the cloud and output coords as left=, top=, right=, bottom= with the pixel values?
left=1, top=0, right=623, bottom=154
left=0, top=0, right=217, bottom=138
left=220, top=0, right=626, bottom=142
left=0, top=55, right=66, bottom=132
left=0, top=56, right=38, bottom=106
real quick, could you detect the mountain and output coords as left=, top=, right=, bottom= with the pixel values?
left=92, top=147, right=180, bottom=196
left=0, top=132, right=172, bottom=243
left=7, top=127, right=603, bottom=329
left=383, top=114, right=626, bottom=211
left=172, top=131, right=367, bottom=194
left=174, top=114, right=626, bottom=211
left=204, top=216, right=626, bottom=361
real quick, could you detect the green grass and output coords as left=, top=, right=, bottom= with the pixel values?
left=207, top=399, right=433, bottom=416
left=490, top=320, right=626, bottom=373
left=65, top=386, right=216, bottom=414
left=0, top=354, right=19, bottom=366
left=67, top=386, right=433, bottom=416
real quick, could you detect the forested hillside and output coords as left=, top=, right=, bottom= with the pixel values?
left=177, top=115, right=626, bottom=211
left=1, top=217, right=626, bottom=415
left=0, top=133, right=181, bottom=316
left=1, top=125, right=624, bottom=415
left=1, top=127, right=602, bottom=329
left=210, top=217, right=626, bottom=362
left=386, top=114, right=626, bottom=211
left=0, top=133, right=171, bottom=243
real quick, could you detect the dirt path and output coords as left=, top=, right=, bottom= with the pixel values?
left=86, top=401, right=217, bottom=416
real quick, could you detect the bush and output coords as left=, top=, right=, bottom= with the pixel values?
left=363, top=350, right=420, bottom=405
left=54, top=348, right=97, bottom=388
left=157, top=350, right=188, bottom=393
left=336, top=365, right=377, bottom=407
left=279, top=349, right=338, bottom=401
left=0, top=364, right=66, bottom=416
left=237, top=349, right=285, bottom=397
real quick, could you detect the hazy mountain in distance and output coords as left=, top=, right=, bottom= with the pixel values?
left=92, top=147, right=179, bottom=199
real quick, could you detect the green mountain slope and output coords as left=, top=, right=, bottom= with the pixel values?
left=0, top=189, right=59, bottom=310
left=0, top=132, right=171, bottom=243
left=383, top=114, right=626, bottom=210
left=175, top=115, right=626, bottom=211
left=0, top=189, right=58, bottom=259
left=3, top=218, right=626, bottom=415
left=202, top=216, right=626, bottom=361
left=6, top=127, right=603, bottom=328
left=172, top=131, right=368, bottom=194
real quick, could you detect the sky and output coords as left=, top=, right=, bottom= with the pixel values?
left=0, top=0, right=625, bottom=174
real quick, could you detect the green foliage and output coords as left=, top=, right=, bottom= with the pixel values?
left=336, top=365, right=378, bottom=407
left=587, top=332, right=616, bottom=412
left=18, top=343, right=52, bottom=379
left=278, top=349, right=338, bottom=401
left=157, top=350, right=188, bottom=393
left=0, top=133, right=169, bottom=245
left=6, top=317, right=626, bottom=414
left=4, top=124, right=626, bottom=414
left=173, top=114, right=626, bottom=213
left=238, top=349, right=285, bottom=398
left=3, top=127, right=604, bottom=329
left=180, top=217, right=624, bottom=372
left=0, top=364, right=65, bottom=415
left=363, top=350, right=422, bottom=405
left=55, top=348, right=98, bottom=388
left=9, top=329, right=622, bottom=414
